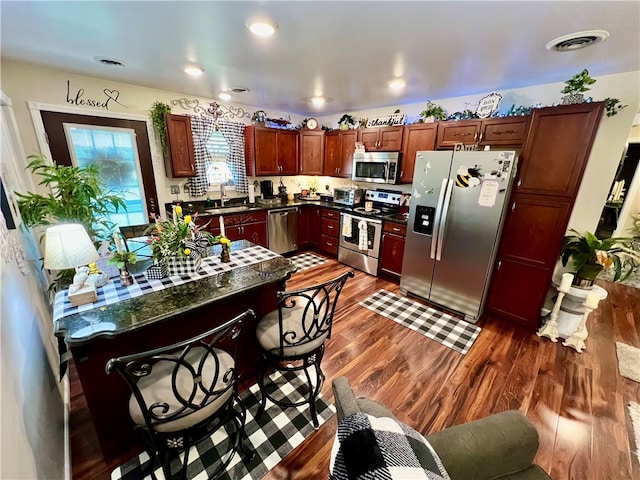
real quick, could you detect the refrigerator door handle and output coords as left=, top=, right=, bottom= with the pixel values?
left=436, top=179, right=455, bottom=261
left=430, top=178, right=449, bottom=260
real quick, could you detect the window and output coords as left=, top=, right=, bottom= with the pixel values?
left=64, top=123, right=147, bottom=227
left=205, top=131, right=234, bottom=190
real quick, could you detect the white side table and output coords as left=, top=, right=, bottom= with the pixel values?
left=549, top=279, right=608, bottom=339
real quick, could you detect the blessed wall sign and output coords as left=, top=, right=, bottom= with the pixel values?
left=65, top=80, right=126, bottom=110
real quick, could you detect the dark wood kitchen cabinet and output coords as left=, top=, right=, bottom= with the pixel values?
left=400, top=123, right=438, bottom=183
left=485, top=102, right=604, bottom=329
left=435, top=117, right=528, bottom=149
left=205, top=211, right=267, bottom=247
left=324, top=130, right=357, bottom=178
left=319, top=208, right=340, bottom=256
left=298, top=206, right=322, bottom=250
left=379, top=221, right=407, bottom=278
left=299, top=130, right=325, bottom=175
left=244, top=126, right=299, bottom=176
left=164, top=114, right=196, bottom=177
left=358, top=126, right=404, bottom=151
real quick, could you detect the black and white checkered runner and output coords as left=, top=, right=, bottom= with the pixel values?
left=53, top=245, right=280, bottom=321
left=289, top=252, right=327, bottom=272
left=111, top=370, right=335, bottom=480
left=359, top=290, right=480, bottom=355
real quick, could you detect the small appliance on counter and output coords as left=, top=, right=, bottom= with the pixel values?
left=333, top=187, right=364, bottom=206
left=260, top=180, right=274, bottom=199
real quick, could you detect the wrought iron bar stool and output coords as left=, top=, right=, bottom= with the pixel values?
left=106, top=310, right=255, bottom=480
left=255, top=271, right=354, bottom=428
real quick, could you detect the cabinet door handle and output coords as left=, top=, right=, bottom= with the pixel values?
left=327, top=242, right=333, bottom=247
left=497, top=260, right=502, bottom=270
left=400, top=170, right=404, bottom=178
left=511, top=202, right=516, bottom=212
left=517, top=178, right=522, bottom=188
left=392, top=227, right=401, bottom=232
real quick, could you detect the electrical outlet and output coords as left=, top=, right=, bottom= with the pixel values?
left=170, top=185, right=179, bottom=194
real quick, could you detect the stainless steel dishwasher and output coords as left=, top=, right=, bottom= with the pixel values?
left=267, top=207, right=298, bottom=254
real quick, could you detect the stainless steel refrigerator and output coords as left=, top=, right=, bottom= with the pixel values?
left=400, top=149, right=517, bottom=323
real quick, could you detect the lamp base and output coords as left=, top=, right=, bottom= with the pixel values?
left=68, top=283, right=98, bottom=307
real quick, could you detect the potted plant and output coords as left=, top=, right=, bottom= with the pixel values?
left=419, top=101, right=447, bottom=122
left=338, top=114, right=356, bottom=130
left=561, top=69, right=596, bottom=105
left=16, top=153, right=126, bottom=243
left=560, top=229, right=640, bottom=287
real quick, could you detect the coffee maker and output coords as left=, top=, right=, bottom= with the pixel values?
left=259, top=180, right=274, bottom=199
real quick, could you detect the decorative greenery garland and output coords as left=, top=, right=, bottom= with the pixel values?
left=150, top=101, right=172, bottom=154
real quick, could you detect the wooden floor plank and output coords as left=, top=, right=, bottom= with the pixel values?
left=68, top=257, right=640, bottom=480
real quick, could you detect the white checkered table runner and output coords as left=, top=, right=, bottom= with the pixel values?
left=53, top=245, right=280, bottom=321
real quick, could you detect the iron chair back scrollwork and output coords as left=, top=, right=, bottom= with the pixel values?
left=255, top=270, right=354, bottom=428
left=106, top=309, right=255, bottom=480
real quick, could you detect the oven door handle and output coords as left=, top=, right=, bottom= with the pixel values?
left=341, top=212, right=382, bottom=225
left=430, top=178, right=448, bottom=260
left=436, top=179, right=455, bottom=261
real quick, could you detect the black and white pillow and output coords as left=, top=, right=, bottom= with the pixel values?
left=329, top=413, right=450, bottom=480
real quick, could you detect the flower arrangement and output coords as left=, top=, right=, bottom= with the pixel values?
left=144, top=206, right=218, bottom=261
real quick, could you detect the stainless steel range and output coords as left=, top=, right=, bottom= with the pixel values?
left=338, top=190, right=402, bottom=275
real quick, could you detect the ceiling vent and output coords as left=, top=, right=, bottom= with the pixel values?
left=230, top=87, right=250, bottom=93
left=93, top=56, right=126, bottom=67
left=546, top=30, right=609, bottom=52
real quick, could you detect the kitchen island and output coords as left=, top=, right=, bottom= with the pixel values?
left=54, top=240, right=297, bottom=461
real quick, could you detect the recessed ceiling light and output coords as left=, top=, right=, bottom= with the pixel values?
left=546, top=30, right=609, bottom=51
left=218, top=92, right=232, bottom=101
left=388, top=78, right=406, bottom=90
left=184, top=65, right=205, bottom=76
left=311, top=96, right=326, bottom=106
left=247, top=19, right=278, bottom=37
left=93, top=56, right=126, bottom=68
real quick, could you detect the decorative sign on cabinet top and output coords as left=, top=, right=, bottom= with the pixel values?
left=476, top=92, right=503, bottom=118
left=366, top=113, right=406, bottom=127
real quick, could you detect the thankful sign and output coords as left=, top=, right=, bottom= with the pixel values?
left=366, top=113, right=406, bottom=127
left=65, top=80, right=126, bottom=110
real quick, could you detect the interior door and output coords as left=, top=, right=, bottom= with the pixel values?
left=40, top=111, right=158, bottom=225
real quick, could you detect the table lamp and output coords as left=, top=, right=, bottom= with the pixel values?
left=45, top=224, right=100, bottom=307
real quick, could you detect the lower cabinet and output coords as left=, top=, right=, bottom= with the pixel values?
left=298, top=206, right=321, bottom=249
left=379, top=221, right=407, bottom=277
left=205, top=211, right=267, bottom=247
left=319, top=208, right=340, bottom=256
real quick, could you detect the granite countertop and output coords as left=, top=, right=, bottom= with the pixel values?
left=54, top=240, right=297, bottom=346
left=168, top=199, right=408, bottom=225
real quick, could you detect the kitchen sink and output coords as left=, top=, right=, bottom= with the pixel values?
left=203, top=205, right=251, bottom=215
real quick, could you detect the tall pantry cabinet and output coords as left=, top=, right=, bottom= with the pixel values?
left=485, top=102, right=605, bottom=329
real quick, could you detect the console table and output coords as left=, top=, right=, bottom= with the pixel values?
left=54, top=240, right=297, bottom=461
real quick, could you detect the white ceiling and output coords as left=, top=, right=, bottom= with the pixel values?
left=1, top=1, right=639, bottom=116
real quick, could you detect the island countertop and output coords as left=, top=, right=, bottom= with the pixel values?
left=53, top=240, right=297, bottom=346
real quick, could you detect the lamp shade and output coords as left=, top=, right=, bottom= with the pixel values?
left=44, top=224, right=99, bottom=270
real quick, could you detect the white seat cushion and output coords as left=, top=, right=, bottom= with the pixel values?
left=256, top=301, right=329, bottom=357
left=129, top=347, right=234, bottom=433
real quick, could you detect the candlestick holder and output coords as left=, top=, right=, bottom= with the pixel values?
left=537, top=273, right=574, bottom=342
left=119, top=263, right=134, bottom=286
left=563, top=305, right=594, bottom=353
left=220, top=244, right=231, bottom=263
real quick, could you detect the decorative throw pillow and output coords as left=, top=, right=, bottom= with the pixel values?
left=329, top=412, right=450, bottom=480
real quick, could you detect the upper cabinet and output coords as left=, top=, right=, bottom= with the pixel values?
left=400, top=123, right=437, bottom=183
left=164, top=114, right=196, bottom=177
left=299, top=130, right=325, bottom=175
left=436, top=117, right=528, bottom=149
left=244, top=126, right=299, bottom=176
left=324, top=130, right=357, bottom=178
left=358, top=126, right=403, bottom=151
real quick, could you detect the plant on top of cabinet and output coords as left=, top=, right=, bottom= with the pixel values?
left=419, top=100, right=447, bottom=122
left=338, top=114, right=356, bottom=130
left=604, top=97, right=627, bottom=117
left=150, top=101, right=171, bottom=154
left=561, top=69, right=596, bottom=105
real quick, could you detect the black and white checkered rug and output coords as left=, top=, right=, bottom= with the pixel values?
left=111, top=370, right=335, bottom=480
left=289, top=252, right=327, bottom=272
left=359, top=290, right=481, bottom=355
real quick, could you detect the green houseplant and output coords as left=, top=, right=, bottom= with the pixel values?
left=561, top=69, right=596, bottom=104
left=419, top=101, right=447, bottom=122
left=150, top=101, right=172, bottom=154
left=560, top=229, right=640, bottom=287
left=16, top=154, right=126, bottom=243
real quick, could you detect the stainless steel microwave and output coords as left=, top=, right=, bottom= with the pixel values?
left=352, top=152, right=400, bottom=184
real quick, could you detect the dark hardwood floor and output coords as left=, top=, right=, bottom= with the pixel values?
left=69, top=254, right=640, bottom=480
